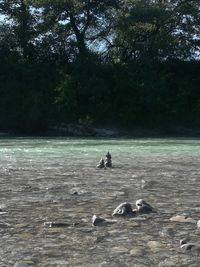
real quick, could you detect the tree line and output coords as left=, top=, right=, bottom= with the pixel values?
left=0, top=0, right=200, bottom=134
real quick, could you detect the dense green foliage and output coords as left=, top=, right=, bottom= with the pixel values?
left=0, top=0, right=199, bottom=134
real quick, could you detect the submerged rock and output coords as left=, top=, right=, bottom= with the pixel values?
left=147, top=241, right=164, bottom=252
left=129, top=247, right=145, bottom=256
left=0, top=222, right=10, bottom=228
left=92, top=215, right=106, bottom=226
left=158, top=259, right=177, bottom=267
left=111, top=246, right=129, bottom=253
left=136, top=199, right=155, bottom=214
left=43, top=221, right=71, bottom=228
left=159, top=227, right=174, bottom=238
left=169, top=215, right=196, bottom=223
left=14, top=262, right=32, bottom=267
left=92, top=215, right=116, bottom=226
left=0, top=211, right=7, bottom=215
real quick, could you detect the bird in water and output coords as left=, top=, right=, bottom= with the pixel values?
left=112, top=199, right=154, bottom=216
left=136, top=199, right=154, bottom=214
left=105, top=151, right=112, bottom=168
left=112, top=202, right=136, bottom=216
left=180, top=239, right=200, bottom=254
left=97, top=158, right=105, bottom=169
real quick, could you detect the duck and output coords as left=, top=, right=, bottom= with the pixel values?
left=180, top=239, right=200, bottom=253
left=112, top=202, right=137, bottom=216
left=105, top=151, right=112, bottom=160
left=112, top=199, right=154, bottom=216
left=97, top=158, right=105, bottom=169
left=136, top=199, right=154, bottom=214
left=105, top=152, right=112, bottom=168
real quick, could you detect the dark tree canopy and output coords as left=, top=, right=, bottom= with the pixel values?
left=0, top=0, right=199, bottom=134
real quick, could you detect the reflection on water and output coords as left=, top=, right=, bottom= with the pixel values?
left=0, top=138, right=200, bottom=266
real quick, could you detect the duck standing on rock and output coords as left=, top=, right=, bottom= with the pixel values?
left=105, top=151, right=112, bottom=168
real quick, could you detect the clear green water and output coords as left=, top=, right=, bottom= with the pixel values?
left=1, top=137, right=200, bottom=157
left=0, top=138, right=199, bottom=267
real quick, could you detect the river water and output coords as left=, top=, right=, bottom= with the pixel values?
left=0, top=138, right=200, bottom=267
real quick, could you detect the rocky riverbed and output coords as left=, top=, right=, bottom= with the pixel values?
left=0, top=138, right=200, bottom=266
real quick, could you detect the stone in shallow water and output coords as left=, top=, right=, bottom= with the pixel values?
left=92, top=215, right=117, bottom=226
left=197, top=220, right=200, bottom=228
left=43, top=221, right=70, bottom=227
left=147, top=241, right=164, bottom=252
left=169, top=215, right=196, bottom=223
left=158, top=259, right=178, bottom=267
left=111, top=246, right=129, bottom=253
left=129, top=247, right=145, bottom=256
left=0, top=222, right=10, bottom=228
left=159, top=227, right=174, bottom=237
left=92, top=215, right=106, bottom=226
left=14, top=262, right=34, bottom=267
left=127, top=220, right=139, bottom=227
left=159, top=255, right=191, bottom=267
left=16, top=233, right=33, bottom=240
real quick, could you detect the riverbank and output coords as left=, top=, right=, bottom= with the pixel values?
left=1, top=125, right=200, bottom=138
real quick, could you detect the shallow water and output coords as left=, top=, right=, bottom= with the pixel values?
left=0, top=138, right=200, bottom=267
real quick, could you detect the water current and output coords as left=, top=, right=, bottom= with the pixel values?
left=0, top=138, right=200, bottom=267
